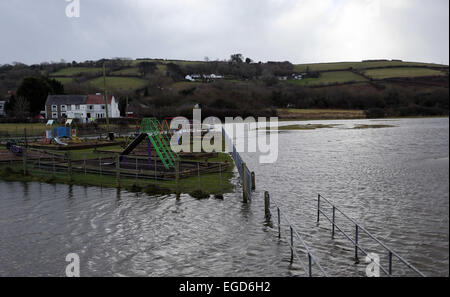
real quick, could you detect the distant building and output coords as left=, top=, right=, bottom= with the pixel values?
left=44, top=94, right=120, bottom=122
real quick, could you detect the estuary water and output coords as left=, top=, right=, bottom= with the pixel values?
left=0, top=118, right=448, bottom=276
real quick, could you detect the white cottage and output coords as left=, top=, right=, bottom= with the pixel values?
left=45, top=94, right=120, bottom=122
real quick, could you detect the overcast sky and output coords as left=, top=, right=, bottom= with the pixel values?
left=0, top=0, right=448, bottom=65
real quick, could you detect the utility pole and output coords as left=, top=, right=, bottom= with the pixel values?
left=103, top=62, right=110, bottom=133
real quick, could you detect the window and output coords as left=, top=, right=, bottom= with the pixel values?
left=101, top=105, right=106, bottom=110
left=89, top=105, right=94, bottom=110
left=67, top=105, right=72, bottom=111
left=52, top=105, right=57, bottom=111
left=61, top=105, right=66, bottom=111
left=52, top=112, right=58, bottom=119
left=61, top=112, right=67, bottom=118
left=75, top=105, right=80, bottom=110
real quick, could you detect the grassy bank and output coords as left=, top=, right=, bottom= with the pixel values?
left=0, top=148, right=235, bottom=198
left=277, top=108, right=366, bottom=120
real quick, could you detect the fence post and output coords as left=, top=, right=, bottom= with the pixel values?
left=317, top=194, right=321, bottom=223
left=219, top=163, right=222, bottom=192
left=264, top=191, right=271, bottom=219
left=116, top=154, right=120, bottom=188
left=308, top=254, right=312, bottom=277
left=23, top=128, right=28, bottom=175
left=389, top=251, right=393, bottom=276
left=135, top=157, right=138, bottom=183
left=154, top=158, right=157, bottom=181
left=332, top=206, right=336, bottom=239
left=355, top=225, right=360, bottom=264
left=242, top=162, right=248, bottom=203
left=290, top=226, right=294, bottom=262
left=52, top=154, right=55, bottom=177
left=277, top=207, right=281, bottom=238
left=251, top=172, right=256, bottom=190
left=197, top=162, right=201, bottom=190
left=175, top=160, right=180, bottom=197
left=67, top=152, right=72, bottom=182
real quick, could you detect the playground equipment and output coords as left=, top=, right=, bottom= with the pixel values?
left=43, top=119, right=79, bottom=144
left=53, top=137, right=68, bottom=146
left=6, top=140, right=22, bottom=156
left=120, top=117, right=179, bottom=170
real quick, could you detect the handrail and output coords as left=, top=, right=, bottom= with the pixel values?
left=318, top=194, right=425, bottom=277
left=271, top=198, right=328, bottom=277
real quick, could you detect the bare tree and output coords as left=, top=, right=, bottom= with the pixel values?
left=13, top=96, right=30, bottom=119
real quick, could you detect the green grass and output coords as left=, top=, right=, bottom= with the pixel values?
left=288, top=71, right=367, bottom=86
left=0, top=152, right=235, bottom=196
left=52, top=77, right=74, bottom=85
left=110, top=67, right=141, bottom=76
left=50, top=67, right=102, bottom=77
left=261, top=124, right=338, bottom=130
left=363, top=68, right=446, bottom=79
left=276, top=108, right=366, bottom=120
left=0, top=123, right=47, bottom=137
left=353, top=124, right=396, bottom=129
left=87, top=77, right=148, bottom=91
left=294, top=61, right=447, bottom=72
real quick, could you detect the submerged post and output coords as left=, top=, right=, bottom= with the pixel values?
left=355, top=225, right=360, bottom=264
left=264, top=191, right=271, bottom=219
left=116, top=154, right=120, bottom=188
left=175, top=160, right=180, bottom=197
left=67, top=152, right=72, bottom=182
left=251, top=172, right=256, bottom=191
left=332, top=206, right=336, bottom=239
left=242, top=163, right=248, bottom=203
left=389, top=251, right=393, bottom=276
left=317, top=194, right=321, bottom=223
left=290, top=226, right=294, bottom=262
left=277, top=207, right=281, bottom=238
left=308, top=254, right=312, bottom=277
left=23, top=128, right=27, bottom=175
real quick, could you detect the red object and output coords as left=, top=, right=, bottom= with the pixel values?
left=85, top=94, right=113, bottom=104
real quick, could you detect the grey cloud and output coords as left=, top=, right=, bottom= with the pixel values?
left=0, top=0, right=448, bottom=65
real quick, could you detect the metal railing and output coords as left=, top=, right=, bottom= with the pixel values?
left=222, top=126, right=326, bottom=277
left=223, top=127, right=253, bottom=200
left=317, top=194, right=425, bottom=277
left=266, top=192, right=327, bottom=277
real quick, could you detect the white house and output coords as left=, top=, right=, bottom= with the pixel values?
left=45, top=94, right=120, bottom=122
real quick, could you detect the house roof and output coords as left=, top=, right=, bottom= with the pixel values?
left=85, top=94, right=113, bottom=105
left=45, top=95, right=87, bottom=106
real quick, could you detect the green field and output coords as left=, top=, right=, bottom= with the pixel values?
left=363, top=67, right=446, bottom=79
left=289, top=71, right=367, bottom=86
left=53, top=77, right=74, bottom=85
left=50, top=67, right=102, bottom=77
left=87, top=76, right=148, bottom=91
left=294, top=61, right=446, bottom=72
left=276, top=108, right=365, bottom=120
left=110, top=67, right=141, bottom=76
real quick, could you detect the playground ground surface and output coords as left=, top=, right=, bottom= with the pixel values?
left=0, top=143, right=235, bottom=197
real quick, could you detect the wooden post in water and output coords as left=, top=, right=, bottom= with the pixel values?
left=67, top=152, right=72, bottom=182
left=251, top=172, right=256, bottom=191
left=23, top=128, right=27, bottom=175
left=242, top=162, right=248, bottom=203
left=264, top=191, right=271, bottom=219
left=116, top=154, right=121, bottom=188
left=175, top=160, right=180, bottom=198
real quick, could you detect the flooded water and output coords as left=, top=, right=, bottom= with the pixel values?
left=0, top=118, right=448, bottom=277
